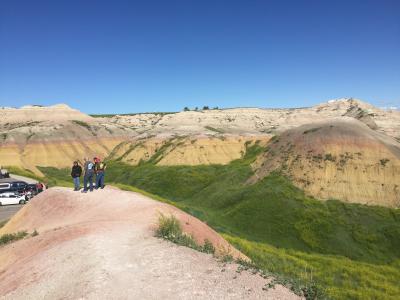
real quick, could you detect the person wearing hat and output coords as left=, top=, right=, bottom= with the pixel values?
left=94, top=157, right=107, bottom=189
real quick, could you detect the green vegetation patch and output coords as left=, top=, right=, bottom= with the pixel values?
left=227, top=236, right=400, bottom=300
left=71, top=120, right=97, bottom=136
left=115, top=142, right=143, bottom=161
left=156, top=213, right=215, bottom=254
left=204, top=126, right=225, bottom=134
left=107, top=162, right=400, bottom=263
left=5, top=166, right=44, bottom=182
left=71, top=120, right=91, bottom=129
left=0, top=231, right=28, bottom=246
left=37, top=167, right=73, bottom=187
left=146, top=139, right=176, bottom=164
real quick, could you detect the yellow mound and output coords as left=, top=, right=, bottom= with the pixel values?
left=250, top=118, right=400, bottom=208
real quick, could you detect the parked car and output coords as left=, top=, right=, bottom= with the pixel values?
left=0, top=193, right=27, bottom=205
left=0, top=182, right=12, bottom=192
left=0, top=180, right=28, bottom=195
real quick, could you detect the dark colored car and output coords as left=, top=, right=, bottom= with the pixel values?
left=26, top=184, right=38, bottom=194
left=0, top=179, right=28, bottom=195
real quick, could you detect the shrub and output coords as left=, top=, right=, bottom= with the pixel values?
left=0, top=231, right=28, bottom=246
left=156, top=213, right=183, bottom=240
left=380, top=158, right=390, bottom=166
left=156, top=214, right=215, bottom=254
left=202, top=239, right=215, bottom=254
left=324, top=153, right=335, bottom=162
left=219, top=254, right=234, bottom=263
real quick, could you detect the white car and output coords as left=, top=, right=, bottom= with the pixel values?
left=0, top=193, right=27, bottom=205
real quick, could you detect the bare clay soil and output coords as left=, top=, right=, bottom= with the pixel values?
left=0, top=187, right=300, bottom=300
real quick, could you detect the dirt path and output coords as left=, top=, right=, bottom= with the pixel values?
left=0, top=187, right=300, bottom=299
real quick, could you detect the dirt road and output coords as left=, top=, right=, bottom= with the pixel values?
left=0, top=204, right=23, bottom=223
left=0, top=187, right=300, bottom=299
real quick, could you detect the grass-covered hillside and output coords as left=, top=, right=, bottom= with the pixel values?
left=35, top=143, right=400, bottom=299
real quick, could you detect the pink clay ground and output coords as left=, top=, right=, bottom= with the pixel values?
left=0, top=187, right=300, bottom=300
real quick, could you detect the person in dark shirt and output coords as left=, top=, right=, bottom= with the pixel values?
left=71, top=161, right=83, bottom=191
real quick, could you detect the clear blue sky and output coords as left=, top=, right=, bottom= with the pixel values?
left=0, top=0, right=399, bottom=114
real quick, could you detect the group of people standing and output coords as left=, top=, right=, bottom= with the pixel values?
left=71, top=157, right=107, bottom=192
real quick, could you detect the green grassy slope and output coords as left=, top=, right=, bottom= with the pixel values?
left=226, top=236, right=400, bottom=299
left=37, top=144, right=400, bottom=299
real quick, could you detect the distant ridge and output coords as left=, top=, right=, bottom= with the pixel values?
left=0, top=97, right=399, bottom=207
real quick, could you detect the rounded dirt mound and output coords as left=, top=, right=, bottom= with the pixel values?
left=0, top=187, right=300, bottom=299
left=251, top=118, right=400, bottom=207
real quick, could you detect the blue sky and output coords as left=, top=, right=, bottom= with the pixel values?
left=0, top=0, right=399, bottom=114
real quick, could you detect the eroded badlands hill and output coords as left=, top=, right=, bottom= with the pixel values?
left=1, top=98, right=399, bottom=207
left=0, top=104, right=267, bottom=172
left=250, top=118, right=400, bottom=207
left=108, top=136, right=269, bottom=166
left=0, top=104, right=136, bottom=173
left=1, top=98, right=399, bottom=172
